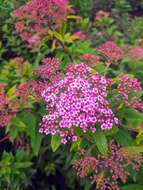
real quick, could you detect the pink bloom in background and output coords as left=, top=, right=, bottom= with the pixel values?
left=97, top=41, right=122, bottom=62
left=27, top=35, right=41, bottom=48
left=39, top=63, right=118, bottom=144
left=73, top=31, right=87, bottom=40
left=80, top=54, right=100, bottom=67
left=16, top=82, right=33, bottom=99
left=128, top=47, right=143, bottom=60
left=31, top=81, right=49, bottom=98
left=117, top=74, right=143, bottom=110
left=94, top=10, right=110, bottom=21
left=13, top=0, right=71, bottom=47
left=33, top=57, right=61, bottom=83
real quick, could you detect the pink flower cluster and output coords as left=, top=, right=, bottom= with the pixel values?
left=74, top=141, right=143, bottom=190
left=80, top=54, right=100, bottom=67
left=97, top=41, right=122, bottom=62
left=39, top=63, right=118, bottom=144
left=117, top=74, right=143, bottom=110
left=13, top=0, right=70, bottom=47
left=34, top=58, right=61, bottom=83
left=94, top=10, right=110, bottom=21
left=127, top=47, right=143, bottom=61
left=73, top=31, right=87, bottom=41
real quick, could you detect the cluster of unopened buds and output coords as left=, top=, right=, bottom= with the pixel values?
left=124, top=46, right=143, bottom=61
left=117, top=74, right=143, bottom=110
left=80, top=54, right=100, bottom=67
left=33, top=57, right=62, bottom=83
left=96, top=41, right=122, bottom=62
left=13, top=0, right=71, bottom=47
left=39, top=63, right=118, bottom=144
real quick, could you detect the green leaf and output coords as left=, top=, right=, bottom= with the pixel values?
left=20, top=112, right=42, bottom=155
left=20, top=112, right=36, bottom=140
left=105, top=126, right=119, bottom=136
left=12, top=117, right=27, bottom=128
left=31, top=133, right=42, bottom=156
left=114, top=128, right=133, bottom=146
left=86, top=128, right=107, bottom=155
left=13, top=162, right=32, bottom=169
left=6, top=117, right=27, bottom=139
left=51, top=135, right=61, bottom=152
left=94, top=129, right=108, bottom=155
left=122, top=184, right=143, bottom=190
left=70, top=140, right=81, bottom=151
left=6, top=85, right=16, bottom=98
left=124, top=108, right=143, bottom=126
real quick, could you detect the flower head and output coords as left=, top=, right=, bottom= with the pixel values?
left=40, top=63, right=118, bottom=143
left=117, top=74, right=143, bottom=110
left=97, top=41, right=122, bottom=62
left=80, top=54, right=100, bottom=67
left=13, top=0, right=70, bottom=47
left=33, top=57, right=61, bottom=83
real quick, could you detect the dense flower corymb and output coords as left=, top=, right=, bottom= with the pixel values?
left=126, top=47, right=143, bottom=61
left=97, top=41, right=122, bottom=62
left=13, top=0, right=70, bottom=47
left=117, top=74, right=143, bottom=110
left=39, top=63, right=118, bottom=144
left=34, top=57, right=61, bottom=83
left=80, top=54, right=100, bottom=67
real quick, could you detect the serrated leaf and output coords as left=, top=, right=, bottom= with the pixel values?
left=51, top=135, right=61, bottom=152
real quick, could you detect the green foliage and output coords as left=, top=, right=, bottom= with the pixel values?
left=51, top=135, right=61, bottom=152
left=122, top=184, right=143, bottom=190
left=70, top=0, right=93, bottom=18
left=0, top=150, right=33, bottom=189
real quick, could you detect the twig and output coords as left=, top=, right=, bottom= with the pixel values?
left=0, top=135, right=10, bottom=144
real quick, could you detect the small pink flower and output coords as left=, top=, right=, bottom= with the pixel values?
left=73, top=31, right=87, bottom=40
left=94, top=10, right=110, bottom=21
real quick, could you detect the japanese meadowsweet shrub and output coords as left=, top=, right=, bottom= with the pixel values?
left=13, top=0, right=71, bottom=47
left=38, top=41, right=143, bottom=145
